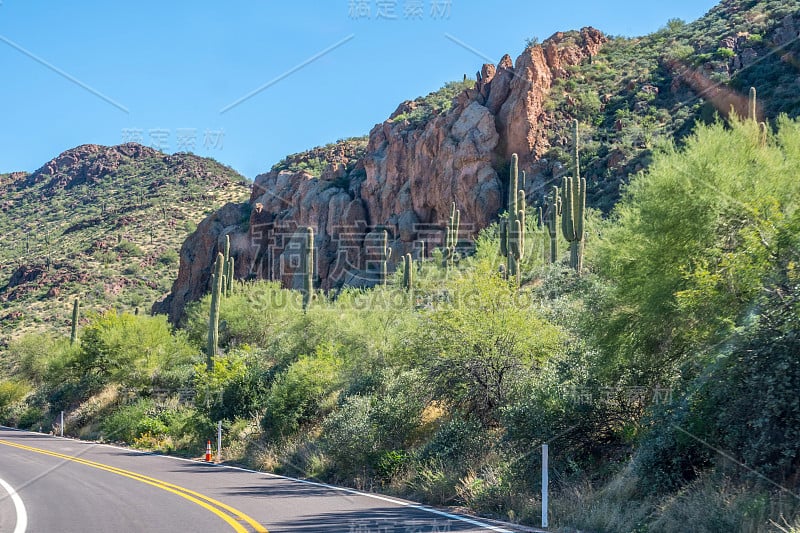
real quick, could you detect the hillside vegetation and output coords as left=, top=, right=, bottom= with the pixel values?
left=536, top=0, right=800, bottom=211
left=2, top=114, right=799, bottom=531
left=0, top=144, right=249, bottom=343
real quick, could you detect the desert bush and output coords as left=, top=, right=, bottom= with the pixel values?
left=158, top=249, right=179, bottom=265
left=0, top=380, right=30, bottom=420
left=261, top=343, right=343, bottom=438
left=75, top=311, right=195, bottom=391
left=412, top=263, right=563, bottom=424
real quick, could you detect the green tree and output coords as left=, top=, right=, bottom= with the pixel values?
left=590, top=117, right=800, bottom=383
left=412, top=263, right=563, bottom=424
left=76, top=311, right=195, bottom=390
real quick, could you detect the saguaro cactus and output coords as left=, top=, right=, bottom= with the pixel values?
left=301, top=227, right=314, bottom=312
left=500, top=153, right=526, bottom=284
left=559, top=120, right=586, bottom=273
left=70, top=298, right=79, bottom=345
left=403, top=253, right=414, bottom=293
left=416, top=240, right=426, bottom=270
left=561, top=176, right=586, bottom=273
left=226, top=256, right=235, bottom=296
left=207, top=252, right=224, bottom=370
left=222, top=235, right=232, bottom=297
left=379, top=229, right=392, bottom=286
left=444, top=202, right=460, bottom=270
left=544, top=185, right=562, bottom=263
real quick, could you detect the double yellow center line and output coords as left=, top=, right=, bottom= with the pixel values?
left=0, top=439, right=268, bottom=533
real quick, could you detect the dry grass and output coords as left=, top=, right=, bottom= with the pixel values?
left=549, top=465, right=653, bottom=532
left=547, top=464, right=800, bottom=533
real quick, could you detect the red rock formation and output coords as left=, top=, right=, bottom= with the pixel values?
left=158, top=28, right=607, bottom=322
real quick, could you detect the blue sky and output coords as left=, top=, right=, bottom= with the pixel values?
left=0, top=0, right=718, bottom=179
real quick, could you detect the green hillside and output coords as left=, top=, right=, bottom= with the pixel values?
left=536, top=0, right=800, bottom=210
left=0, top=143, right=249, bottom=343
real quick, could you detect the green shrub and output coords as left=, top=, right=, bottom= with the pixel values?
left=715, top=47, right=735, bottom=59
left=321, top=370, right=426, bottom=483
left=321, top=395, right=380, bottom=480
left=94, top=250, right=117, bottom=264
left=591, top=117, right=800, bottom=382
left=7, top=333, right=71, bottom=384
left=103, top=398, right=206, bottom=448
left=0, top=380, right=30, bottom=420
left=102, top=398, right=156, bottom=442
left=634, top=211, right=800, bottom=494
left=75, top=311, right=195, bottom=391
left=412, top=263, right=563, bottom=424
left=418, top=415, right=490, bottom=465
left=193, top=350, right=270, bottom=422
left=261, top=344, right=343, bottom=438
left=17, top=406, right=46, bottom=430
left=116, top=240, right=143, bottom=257
left=376, top=450, right=408, bottom=481
left=158, top=249, right=179, bottom=265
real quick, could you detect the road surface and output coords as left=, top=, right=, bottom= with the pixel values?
left=0, top=427, right=517, bottom=532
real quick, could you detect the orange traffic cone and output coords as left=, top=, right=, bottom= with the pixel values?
left=205, top=440, right=212, bottom=462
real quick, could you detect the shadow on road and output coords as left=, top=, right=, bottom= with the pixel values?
left=265, top=506, right=495, bottom=532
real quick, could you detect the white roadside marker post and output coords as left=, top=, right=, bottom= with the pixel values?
left=60, top=411, right=64, bottom=437
left=217, top=421, right=222, bottom=464
left=542, top=443, right=549, bottom=528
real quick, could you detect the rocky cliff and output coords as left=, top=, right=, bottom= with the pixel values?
left=157, top=1, right=800, bottom=323
left=156, top=28, right=607, bottom=322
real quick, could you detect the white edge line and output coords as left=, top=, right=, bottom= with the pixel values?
left=0, top=477, right=28, bottom=533
left=0, top=426, right=515, bottom=532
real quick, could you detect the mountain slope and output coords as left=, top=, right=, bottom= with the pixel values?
left=0, top=143, right=249, bottom=343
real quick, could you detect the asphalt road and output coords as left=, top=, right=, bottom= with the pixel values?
left=0, top=427, right=518, bottom=532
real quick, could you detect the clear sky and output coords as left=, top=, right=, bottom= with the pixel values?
left=1, top=0, right=718, bottom=179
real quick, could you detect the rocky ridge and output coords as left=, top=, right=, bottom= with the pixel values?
left=158, top=2, right=800, bottom=323
left=0, top=144, right=249, bottom=341
left=156, top=28, right=607, bottom=322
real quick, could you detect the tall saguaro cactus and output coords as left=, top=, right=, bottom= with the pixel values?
left=70, top=298, right=80, bottom=345
left=379, top=229, right=393, bottom=286
left=403, top=253, right=414, bottom=293
left=559, top=120, right=586, bottom=273
left=226, top=256, right=235, bottom=296
left=302, top=227, right=314, bottom=312
left=444, top=202, right=460, bottom=270
left=544, top=185, right=562, bottom=263
left=222, top=235, right=233, bottom=297
left=207, top=252, right=224, bottom=370
left=748, top=86, right=757, bottom=121
left=500, top=153, right=526, bottom=284
left=560, top=176, right=586, bottom=272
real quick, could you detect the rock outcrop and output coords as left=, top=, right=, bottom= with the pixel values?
left=21, top=143, right=160, bottom=192
left=157, top=28, right=607, bottom=322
